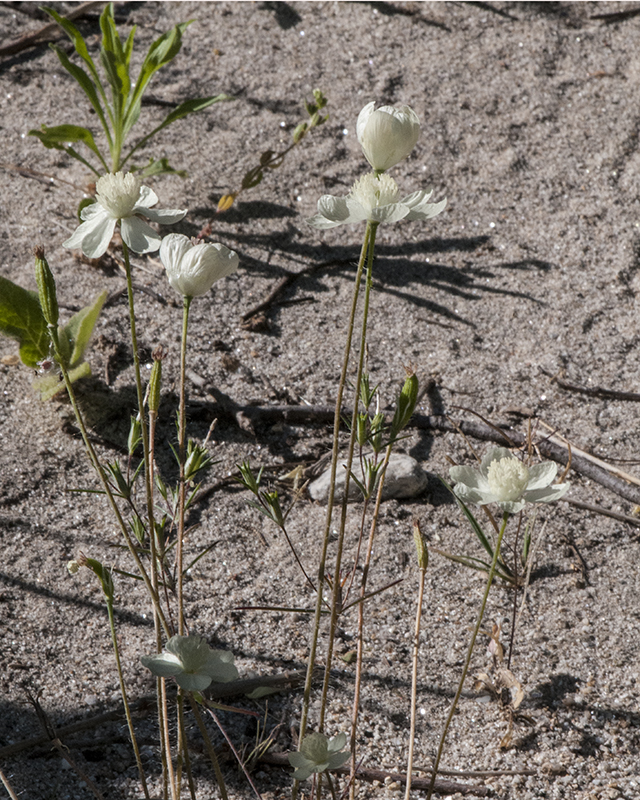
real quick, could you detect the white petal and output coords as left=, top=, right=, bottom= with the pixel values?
left=135, top=185, right=159, bottom=209
left=400, top=189, right=433, bottom=209
left=404, top=197, right=447, bottom=222
left=63, top=210, right=116, bottom=258
left=317, top=194, right=352, bottom=223
left=174, top=672, right=213, bottom=692
left=160, top=233, right=193, bottom=280
left=121, top=216, right=162, bottom=254
left=306, top=213, right=345, bottom=230
left=141, top=653, right=184, bottom=678
left=141, top=206, right=188, bottom=225
left=449, top=465, right=491, bottom=493
left=176, top=243, right=239, bottom=297
left=368, top=201, right=410, bottom=224
left=453, top=483, right=495, bottom=506
left=525, top=462, right=558, bottom=490
left=523, top=483, right=570, bottom=504
left=204, top=649, right=239, bottom=682
left=356, top=101, right=376, bottom=144
left=499, top=500, right=527, bottom=514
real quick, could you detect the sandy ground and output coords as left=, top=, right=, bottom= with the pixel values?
left=1, top=1, right=640, bottom=798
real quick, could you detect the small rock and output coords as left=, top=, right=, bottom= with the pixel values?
left=308, top=453, right=428, bottom=503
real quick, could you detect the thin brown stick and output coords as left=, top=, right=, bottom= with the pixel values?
left=552, top=374, right=640, bottom=402
left=0, top=1, right=103, bottom=56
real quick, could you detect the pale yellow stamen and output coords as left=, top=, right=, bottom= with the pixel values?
left=487, top=457, right=529, bottom=502
left=349, top=172, right=399, bottom=216
left=95, top=172, right=141, bottom=219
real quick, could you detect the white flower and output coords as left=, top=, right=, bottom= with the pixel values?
left=159, top=233, right=239, bottom=298
left=307, top=172, right=446, bottom=230
left=357, top=102, right=420, bottom=172
left=288, top=732, right=350, bottom=781
left=141, top=635, right=238, bottom=692
left=63, top=172, right=187, bottom=258
left=450, top=447, right=570, bottom=515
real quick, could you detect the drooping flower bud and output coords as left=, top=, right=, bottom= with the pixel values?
left=160, top=233, right=239, bottom=298
left=356, top=102, right=421, bottom=172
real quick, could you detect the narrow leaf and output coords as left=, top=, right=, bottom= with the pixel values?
left=29, top=124, right=103, bottom=162
left=41, top=6, right=103, bottom=89
left=60, top=290, right=107, bottom=368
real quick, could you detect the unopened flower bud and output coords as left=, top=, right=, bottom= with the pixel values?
left=390, top=368, right=419, bottom=441
left=160, top=233, right=239, bottom=298
left=356, top=102, right=420, bottom=173
left=34, top=246, right=59, bottom=327
left=67, top=559, right=80, bottom=575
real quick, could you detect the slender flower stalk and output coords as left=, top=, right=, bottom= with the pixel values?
left=405, top=521, right=429, bottom=800
left=296, top=221, right=376, bottom=790
left=177, top=295, right=192, bottom=636
left=425, top=512, right=510, bottom=800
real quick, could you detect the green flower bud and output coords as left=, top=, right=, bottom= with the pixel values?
left=390, top=368, right=419, bottom=441
left=34, top=246, right=59, bottom=327
left=148, top=360, right=162, bottom=414
left=293, top=122, right=308, bottom=143
left=412, top=519, right=428, bottom=570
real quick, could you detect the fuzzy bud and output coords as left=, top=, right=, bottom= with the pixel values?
left=34, top=246, right=59, bottom=327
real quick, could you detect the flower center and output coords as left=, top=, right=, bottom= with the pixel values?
left=487, top=456, right=529, bottom=501
left=95, top=172, right=141, bottom=219
left=349, top=172, right=399, bottom=216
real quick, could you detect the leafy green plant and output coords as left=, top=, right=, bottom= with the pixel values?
left=0, top=272, right=105, bottom=400
left=29, top=4, right=232, bottom=177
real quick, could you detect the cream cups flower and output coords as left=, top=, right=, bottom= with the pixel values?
left=159, top=233, right=239, bottom=298
left=450, top=447, right=569, bottom=515
left=307, top=172, right=446, bottom=230
left=63, top=171, right=187, bottom=258
left=288, top=732, right=350, bottom=781
left=141, top=635, right=238, bottom=692
left=357, top=102, right=421, bottom=172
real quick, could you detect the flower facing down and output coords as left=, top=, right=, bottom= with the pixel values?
left=450, top=447, right=569, bottom=515
left=141, top=635, right=238, bottom=692
left=307, top=172, right=446, bottom=230
left=288, top=732, right=350, bottom=781
left=357, top=101, right=420, bottom=172
left=63, top=172, right=187, bottom=259
left=160, top=233, right=239, bottom=298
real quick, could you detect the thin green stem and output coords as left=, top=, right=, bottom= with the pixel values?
left=106, top=596, right=150, bottom=799
left=319, top=222, right=378, bottom=731
left=47, top=323, right=170, bottom=636
left=405, top=560, right=427, bottom=800
left=188, top=696, right=229, bottom=800
left=177, top=295, right=192, bottom=635
left=425, top=511, right=510, bottom=800
left=349, top=441, right=392, bottom=796
left=293, top=222, right=374, bottom=800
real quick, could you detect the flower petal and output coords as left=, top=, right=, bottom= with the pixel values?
left=204, top=649, right=239, bottom=683
left=404, top=197, right=447, bottom=222
left=525, top=462, right=558, bottom=490
left=368, top=201, right=410, bottom=224
left=523, top=483, right=570, bottom=504
left=63, top=211, right=116, bottom=259
left=141, top=652, right=184, bottom=678
left=449, top=465, right=491, bottom=492
left=356, top=101, right=376, bottom=144
left=499, top=500, right=527, bottom=514
left=141, top=206, right=188, bottom=225
left=453, top=483, right=496, bottom=506
left=121, top=216, right=162, bottom=254
left=135, top=185, right=159, bottom=209
left=317, top=194, right=353, bottom=223
left=160, top=233, right=193, bottom=282
left=174, top=672, right=214, bottom=692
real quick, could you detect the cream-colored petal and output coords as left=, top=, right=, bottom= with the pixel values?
left=121, top=216, right=162, bottom=254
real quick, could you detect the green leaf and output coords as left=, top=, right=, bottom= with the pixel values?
left=124, top=20, right=192, bottom=131
left=133, top=157, right=188, bottom=179
left=60, top=290, right=107, bottom=368
left=49, top=44, right=106, bottom=128
left=0, top=276, right=49, bottom=367
left=41, top=6, right=103, bottom=90
left=99, top=5, right=130, bottom=114
left=29, top=124, right=103, bottom=162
